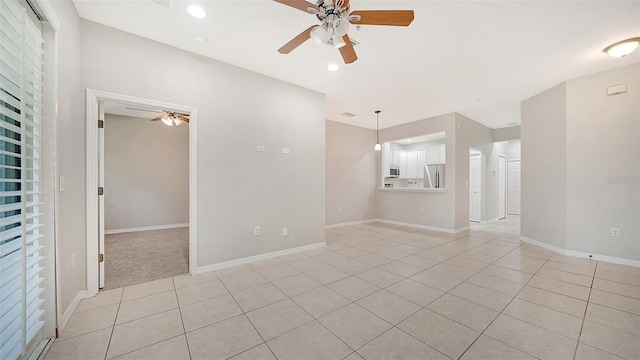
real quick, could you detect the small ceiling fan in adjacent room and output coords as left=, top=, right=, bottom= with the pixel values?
left=273, top=0, right=415, bottom=64
left=126, top=108, right=190, bottom=126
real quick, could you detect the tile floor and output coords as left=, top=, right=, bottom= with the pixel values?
left=44, top=217, right=640, bottom=360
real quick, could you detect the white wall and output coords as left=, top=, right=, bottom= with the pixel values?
left=325, top=120, right=377, bottom=226
left=104, top=114, right=189, bottom=231
left=493, top=126, right=520, bottom=142
left=565, top=63, right=639, bottom=261
left=485, top=141, right=509, bottom=222
left=508, top=140, right=521, bottom=160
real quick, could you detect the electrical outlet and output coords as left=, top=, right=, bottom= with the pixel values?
left=254, top=226, right=261, bottom=236
left=611, top=228, right=620, bottom=237
left=283, top=227, right=288, bottom=236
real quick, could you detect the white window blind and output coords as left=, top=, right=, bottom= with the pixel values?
left=0, top=0, right=46, bottom=359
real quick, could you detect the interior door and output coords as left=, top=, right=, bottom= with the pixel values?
left=469, top=154, right=481, bottom=222
left=498, top=156, right=507, bottom=220
left=508, top=161, right=521, bottom=215
left=98, top=101, right=105, bottom=288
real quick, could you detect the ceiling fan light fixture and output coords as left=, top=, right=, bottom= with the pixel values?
left=187, top=4, right=206, bottom=19
left=333, top=18, right=349, bottom=37
left=310, top=25, right=331, bottom=45
left=332, top=32, right=346, bottom=49
left=604, top=37, right=640, bottom=57
left=161, top=116, right=173, bottom=126
left=173, top=118, right=183, bottom=126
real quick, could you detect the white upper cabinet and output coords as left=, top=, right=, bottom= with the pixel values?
left=406, top=151, right=418, bottom=178
left=399, top=151, right=408, bottom=177
left=426, top=144, right=445, bottom=164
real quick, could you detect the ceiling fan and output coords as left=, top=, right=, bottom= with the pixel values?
left=126, top=108, right=190, bottom=126
left=274, top=0, right=414, bottom=64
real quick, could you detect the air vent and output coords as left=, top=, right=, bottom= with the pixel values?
left=341, top=112, right=356, bottom=118
left=149, top=0, right=172, bottom=8
left=327, top=38, right=359, bottom=47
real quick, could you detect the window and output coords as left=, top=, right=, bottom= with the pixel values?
left=0, top=1, right=46, bottom=359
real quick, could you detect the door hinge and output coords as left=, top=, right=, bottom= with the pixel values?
left=98, top=187, right=104, bottom=196
left=98, top=253, right=104, bottom=263
left=98, top=120, right=104, bottom=128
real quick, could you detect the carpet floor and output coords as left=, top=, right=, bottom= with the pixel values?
left=102, top=227, right=189, bottom=291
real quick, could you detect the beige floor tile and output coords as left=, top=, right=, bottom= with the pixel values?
left=397, top=254, right=440, bottom=269
left=231, top=282, right=287, bottom=312
left=585, top=302, right=640, bottom=335
left=544, top=259, right=596, bottom=277
left=245, top=299, right=313, bottom=340
left=107, top=309, right=184, bottom=358
left=537, top=266, right=593, bottom=287
left=175, top=279, right=228, bottom=307
left=574, top=342, right=625, bottom=360
left=579, top=320, right=640, bottom=360
left=398, top=308, right=480, bottom=359
left=503, top=298, right=583, bottom=340
left=427, top=294, right=499, bottom=332
left=456, top=250, right=501, bottom=264
left=180, top=293, right=242, bottom=332
left=466, top=273, right=523, bottom=296
left=492, top=259, right=542, bottom=274
left=275, top=251, right=310, bottom=263
left=593, top=278, right=640, bottom=299
left=356, top=253, right=395, bottom=266
left=272, top=273, right=322, bottom=297
left=379, top=261, right=423, bottom=277
left=215, top=264, right=254, bottom=278
left=460, top=335, right=536, bottom=360
left=386, top=278, right=444, bottom=306
left=250, top=257, right=285, bottom=270
left=121, top=278, right=174, bottom=302
left=445, top=257, right=488, bottom=272
left=172, top=271, right=218, bottom=289
left=589, top=289, right=640, bottom=315
left=45, top=328, right=111, bottom=360
left=318, top=303, right=391, bottom=349
left=356, top=290, right=421, bottom=325
left=484, top=314, right=576, bottom=360
left=343, top=352, right=365, bottom=360
left=267, top=321, right=352, bottom=360
left=409, top=268, right=462, bottom=292
left=415, top=249, right=454, bottom=261
left=358, top=327, right=448, bottom=360
left=292, top=286, right=350, bottom=318
left=516, top=286, right=587, bottom=318
left=256, top=263, right=301, bottom=282
left=228, top=343, right=276, bottom=360
left=116, top=290, right=178, bottom=325
left=289, top=257, right=330, bottom=272
left=315, top=251, right=350, bottom=264
left=61, top=304, right=118, bottom=339
left=355, top=268, right=404, bottom=288
left=75, top=288, right=123, bottom=312
left=112, top=335, right=190, bottom=360
left=375, top=248, right=412, bottom=260
left=528, top=275, right=591, bottom=300
left=332, top=258, right=374, bottom=275
left=480, top=265, right=532, bottom=284
left=305, top=265, right=351, bottom=285
left=219, top=270, right=269, bottom=292
left=186, top=315, right=263, bottom=360
left=335, top=247, right=370, bottom=258
left=597, top=262, right=640, bottom=278
left=450, top=282, right=513, bottom=312
left=328, top=276, right=381, bottom=301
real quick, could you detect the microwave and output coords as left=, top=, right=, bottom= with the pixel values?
left=390, top=167, right=400, bottom=177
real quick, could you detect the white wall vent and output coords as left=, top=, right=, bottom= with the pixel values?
left=606, top=83, right=627, bottom=96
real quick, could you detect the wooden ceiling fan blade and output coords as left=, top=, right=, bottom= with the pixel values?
left=273, top=0, right=320, bottom=14
left=349, top=10, right=414, bottom=26
left=178, top=115, right=190, bottom=123
left=151, top=114, right=165, bottom=121
left=278, top=25, right=316, bottom=54
left=339, top=35, right=358, bottom=64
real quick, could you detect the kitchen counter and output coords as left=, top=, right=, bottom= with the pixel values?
left=378, top=187, right=446, bottom=193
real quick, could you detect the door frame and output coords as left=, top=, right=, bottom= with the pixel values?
left=498, top=156, right=507, bottom=220
left=85, top=89, right=198, bottom=297
left=469, top=150, right=482, bottom=222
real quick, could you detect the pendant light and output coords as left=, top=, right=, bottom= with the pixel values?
left=374, top=110, right=381, bottom=151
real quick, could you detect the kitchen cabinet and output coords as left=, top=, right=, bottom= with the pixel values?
left=417, top=150, right=426, bottom=176
left=399, top=151, right=407, bottom=176
left=406, top=151, right=418, bottom=178
left=426, top=144, right=445, bottom=164
left=391, top=149, right=400, bottom=165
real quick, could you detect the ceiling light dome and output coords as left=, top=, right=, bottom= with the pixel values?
left=604, top=37, right=640, bottom=57
left=310, top=25, right=331, bottom=45
left=333, top=18, right=349, bottom=37
left=332, top=32, right=346, bottom=49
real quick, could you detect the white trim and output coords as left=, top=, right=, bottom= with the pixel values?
left=58, top=290, right=87, bottom=333
left=520, top=236, right=640, bottom=268
left=374, top=219, right=466, bottom=234
left=33, top=0, right=60, bottom=31
left=105, top=223, right=189, bottom=235
left=325, top=219, right=376, bottom=229
left=197, top=242, right=326, bottom=274
left=85, top=89, right=198, bottom=297
left=479, top=218, right=499, bottom=225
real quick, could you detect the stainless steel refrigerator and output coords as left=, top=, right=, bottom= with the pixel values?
left=424, top=164, right=445, bottom=188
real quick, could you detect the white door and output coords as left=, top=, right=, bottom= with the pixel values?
left=498, top=156, right=507, bottom=220
left=98, top=102, right=106, bottom=288
left=508, top=161, right=521, bottom=215
left=469, top=154, right=481, bottom=222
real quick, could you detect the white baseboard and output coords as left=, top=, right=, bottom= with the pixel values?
left=479, top=218, right=500, bottom=225
left=58, top=290, right=87, bottom=333
left=325, top=219, right=376, bottom=229
left=374, top=219, right=462, bottom=234
left=197, top=242, right=326, bottom=274
left=520, top=236, right=640, bottom=268
left=105, top=223, right=188, bottom=235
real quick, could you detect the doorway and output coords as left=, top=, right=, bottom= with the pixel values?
left=498, top=156, right=507, bottom=220
left=508, top=160, right=521, bottom=215
left=469, top=150, right=481, bottom=222
left=85, top=89, right=198, bottom=296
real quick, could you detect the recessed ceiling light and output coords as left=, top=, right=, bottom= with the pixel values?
left=187, top=4, right=206, bottom=19
left=327, top=63, right=339, bottom=71
left=193, top=36, right=206, bottom=44
left=604, top=37, right=640, bottom=57
left=341, top=112, right=356, bottom=117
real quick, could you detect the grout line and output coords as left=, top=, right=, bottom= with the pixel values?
left=572, top=261, right=598, bottom=360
